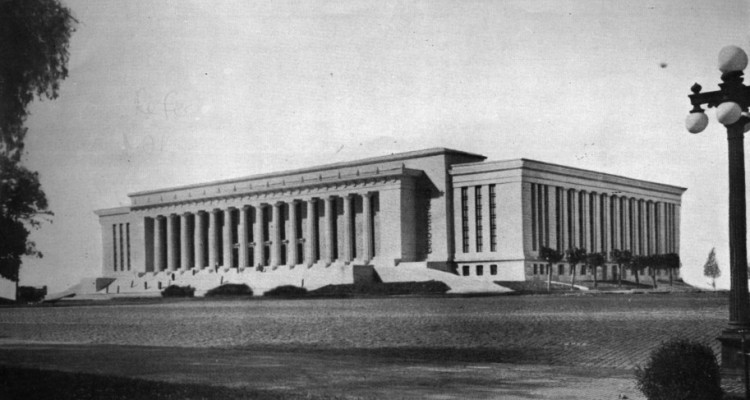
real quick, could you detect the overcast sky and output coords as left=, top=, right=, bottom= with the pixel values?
left=16, top=0, right=750, bottom=292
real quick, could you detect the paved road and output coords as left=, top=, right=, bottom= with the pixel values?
left=0, top=293, right=729, bottom=399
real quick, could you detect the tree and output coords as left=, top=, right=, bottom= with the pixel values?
left=629, top=255, right=645, bottom=286
left=612, top=249, right=632, bottom=288
left=539, top=246, right=564, bottom=292
left=0, top=0, right=76, bottom=300
left=702, top=248, right=720, bottom=291
left=566, top=247, right=587, bottom=290
left=665, top=253, right=680, bottom=287
left=586, top=252, right=606, bottom=289
left=646, top=254, right=661, bottom=289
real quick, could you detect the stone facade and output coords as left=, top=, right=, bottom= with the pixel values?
left=92, top=148, right=685, bottom=295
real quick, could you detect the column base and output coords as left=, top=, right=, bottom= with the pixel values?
left=718, top=327, right=750, bottom=377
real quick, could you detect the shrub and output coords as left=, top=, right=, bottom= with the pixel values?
left=160, top=285, right=195, bottom=298
left=263, top=285, right=308, bottom=298
left=17, top=286, right=47, bottom=303
left=635, top=338, right=722, bottom=400
left=205, top=284, right=253, bottom=297
left=309, top=281, right=450, bottom=297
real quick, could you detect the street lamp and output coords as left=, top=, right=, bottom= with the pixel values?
left=687, top=45, right=750, bottom=376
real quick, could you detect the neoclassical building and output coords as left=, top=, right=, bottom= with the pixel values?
left=88, top=148, right=684, bottom=296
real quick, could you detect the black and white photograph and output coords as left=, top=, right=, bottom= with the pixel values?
left=1, top=1, right=748, bottom=399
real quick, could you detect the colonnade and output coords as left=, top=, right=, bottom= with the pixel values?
left=145, top=193, right=377, bottom=272
left=531, top=184, right=680, bottom=256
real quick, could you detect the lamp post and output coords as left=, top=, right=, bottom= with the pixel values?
left=687, top=45, right=750, bottom=376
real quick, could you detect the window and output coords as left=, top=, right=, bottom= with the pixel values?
left=489, top=185, right=497, bottom=252
left=475, top=186, right=483, bottom=252
left=476, top=265, right=483, bottom=276
left=533, top=264, right=538, bottom=275
left=490, top=264, right=497, bottom=275
left=558, top=264, right=564, bottom=275
left=463, top=265, right=470, bottom=276
left=112, top=225, right=117, bottom=271
left=461, top=188, right=469, bottom=253
left=126, top=223, right=131, bottom=270
left=580, top=265, right=585, bottom=275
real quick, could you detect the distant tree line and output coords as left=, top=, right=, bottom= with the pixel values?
left=538, top=246, right=681, bottom=291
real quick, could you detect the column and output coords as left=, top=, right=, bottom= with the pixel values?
left=612, top=196, right=621, bottom=251
left=674, top=204, right=681, bottom=254
left=343, top=195, right=353, bottom=263
left=208, top=209, right=218, bottom=268
left=622, top=198, right=631, bottom=251
left=592, top=193, right=601, bottom=253
left=601, top=194, right=611, bottom=256
left=305, top=199, right=317, bottom=266
left=657, top=202, right=666, bottom=254
left=223, top=208, right=233, bottom=268
left=560, top=188, right=569, bottom=250
left=547, top=186, right=557, bottom=251
left=254, top=205, right=266, bottom=266
left=363, top=193, right=373, bottom=263
left=180, top=213, right=191, bottom=271
left=647, top=201, right=655, bottom=255
left=166, top=214, right=177, bottom=271
left=194, top=211, right=205, bottom=269
left=581, top=191, right=590, bottom=251
left=154, top=216, right=164, bottom=271
left=570, top=190, right=579, bottom=248
left=288, top=201, right=299, bottom=265
left=324, top=196, right=335, bottom=263
left=238, top=206, right=249, bottom=269
left=271, top=202, right=282, bottom=267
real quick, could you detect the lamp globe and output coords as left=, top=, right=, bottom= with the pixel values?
left=717, top=101, right=743, bottom=125
left=719, top=45, right=749, bottom=73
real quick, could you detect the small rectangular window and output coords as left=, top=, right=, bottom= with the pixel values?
left=476, top=265, right=483, bottom=276
left=463, top=265, right=470, bottom=276
left=558, top=264, right=564, bottom=275
left=490, top=264, right=497, bottom=275
left=533, top=264, right=538, bottom=275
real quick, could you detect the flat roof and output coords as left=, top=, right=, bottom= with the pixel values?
left=129, top=147, right=485, bottom=197
left=451, top=158, right=687, bottom=193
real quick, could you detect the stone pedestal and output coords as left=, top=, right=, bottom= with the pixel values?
left=719, top=328, right=750, bottom=377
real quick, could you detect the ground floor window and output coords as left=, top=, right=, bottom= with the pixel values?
left=476, top=265, right=483, bottom=276
left=463, top=265, right=470, bottom=276
left=533, top=264, right=538, bottom=275
left=557, top=264, right=564, bottom=275
left=490, top=264, right=497, bottom=275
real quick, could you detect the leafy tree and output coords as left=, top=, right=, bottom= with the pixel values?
left=539, top=246, right=564, bottom=292
left=629, top=255, right=646, bottom=286
left=566, top=247, right=587, bottom=290
left=612, top=249, right=632, bottom=288
left=665, top=253, right=680, bottom=287
left=586, top=252, right=606, bottom=289
left=646, top=254, right=662, bottom=289
left=0, top=0, right=76, bottom=300
left=702, top=248, right=720, bottom=291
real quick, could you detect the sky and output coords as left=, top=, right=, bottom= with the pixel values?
left=14, top=0, right=750, bottom=292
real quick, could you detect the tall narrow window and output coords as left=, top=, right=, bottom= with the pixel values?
left=126, top=223, right=131, bottom=271
left=489, top=184, right=497, bottom=252
left=112, top=224, right=118, bottom=271
left=475, top=186, right=483, bottom=253
left=531, top=184, right=537, bottom=251
left=119, top=224, right=124, bottom=273
left=461, top=187, right=469, bottom=253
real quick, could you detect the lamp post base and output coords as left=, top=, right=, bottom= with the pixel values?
left=718, top=328, right=750, bottom=377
